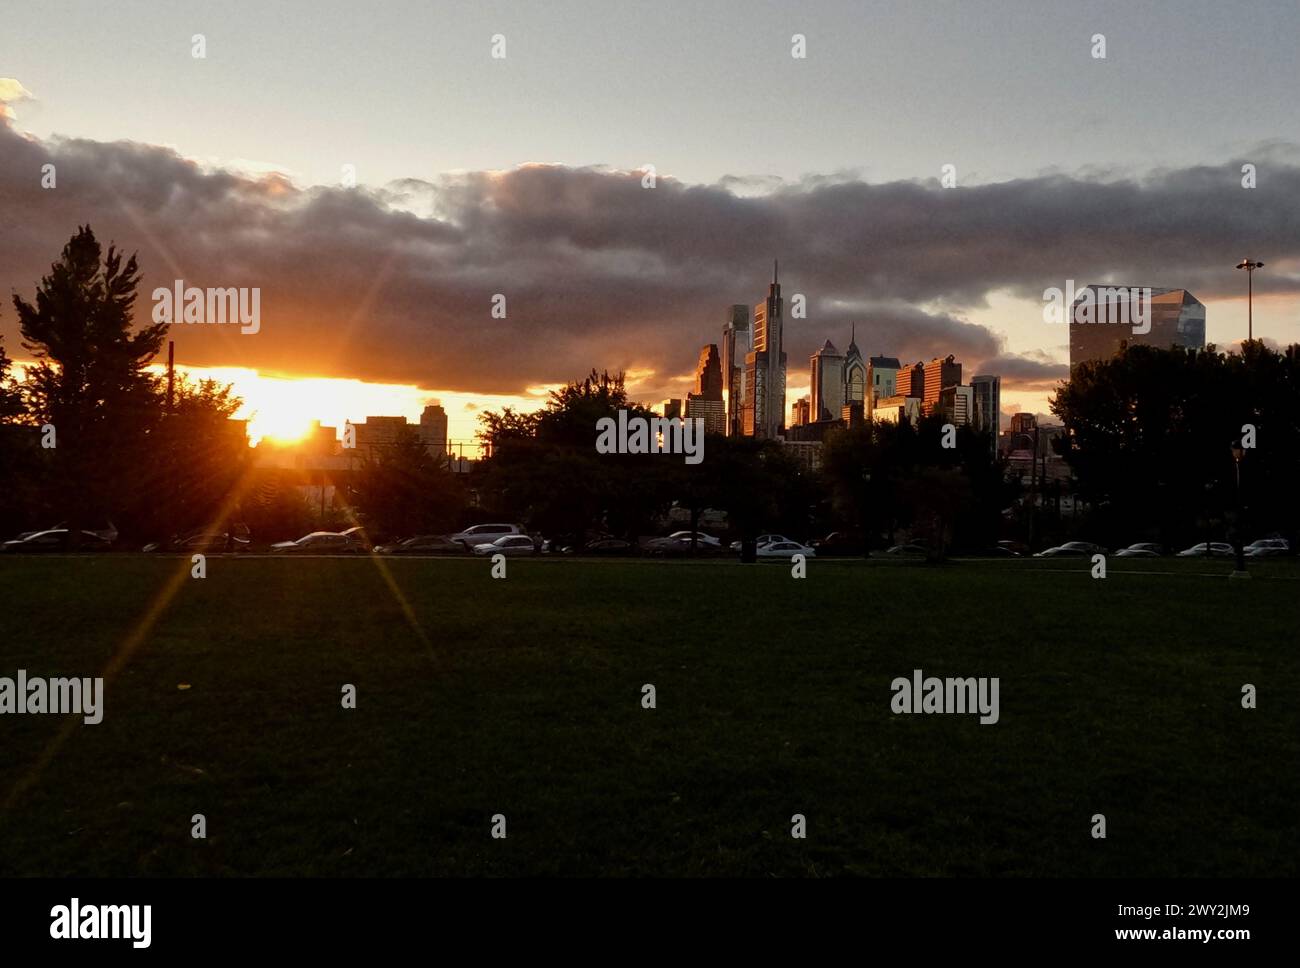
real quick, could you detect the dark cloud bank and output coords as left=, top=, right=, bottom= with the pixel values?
left=3, top=119, right=1297, bottom=401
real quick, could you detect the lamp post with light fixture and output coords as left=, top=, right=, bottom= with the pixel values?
left=1235, top=259, right=1264, bottom=342
left=1229, top=439, right=1248, bottom=578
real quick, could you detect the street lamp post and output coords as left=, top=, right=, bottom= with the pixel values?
left=1229, top=439, right=1248, bottom=579
left=1235, top=259, right=1265, bottom=342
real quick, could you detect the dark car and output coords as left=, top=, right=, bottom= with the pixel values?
left=375, top=535, right=465, bottom=555
left=1114, top=542, right=1163, bottom=557
left=579, top=537, right=636, bottom=556
left=143, top=530, right=250, bottom=553
left=809, top=532, right=863, bottom=557
left=886, top=543, right=930, bottom=556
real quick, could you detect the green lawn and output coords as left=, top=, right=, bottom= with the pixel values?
left=0, top=554, right=1295, bottom=876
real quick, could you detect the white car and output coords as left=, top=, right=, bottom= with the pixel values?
left=757, top=541, right=816, bottom=559
left=270, top=531, right=364, bottom=553
left=449, top=523, right=524, bottom=549
left=1245, top=539, right=1290, bottom=558
left=472, top=535, right=538, bottom=556
left=666, top=531, right=721, bottom=547
left=729, top=534, right=791, bottom=552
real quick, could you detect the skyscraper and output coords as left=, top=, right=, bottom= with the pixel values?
left=721, top=304, right=750, bottom=436
left=843, top=326, right=866, bottom=408
left=692, top=344, right=723, bottom=397
left=1068, top=286, right=1206, bottom=370
left=810, top=340, right=844, bottom=422
left=939, top=384, right=974, bottom=426
left=685, top=344, right=726, bottom=434
left=923, top=355, right=962, bottom=415
left=896, top=361, right=925, bottom=399
left=744, top=262, right=787, bottom=439
left=970, top=375, right=1001, bottom=457
left=866, top=355, right=901, bottom=416
left=419, top=402, right=448, bottom=458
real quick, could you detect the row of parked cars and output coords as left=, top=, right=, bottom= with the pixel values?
left=5, top=520, right=1293, bottom=563
left=1032, top=538, right=1292, bottom=558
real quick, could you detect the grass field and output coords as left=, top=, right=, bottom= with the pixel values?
left=1, top=554, right=1296, bottom=877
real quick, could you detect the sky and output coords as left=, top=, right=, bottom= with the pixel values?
left=3, top=0, right=1299, bottom=444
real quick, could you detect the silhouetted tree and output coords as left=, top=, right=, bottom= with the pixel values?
left=352, top=426, right=465, bottom=539
left=13, top=226, right=167, bottom=540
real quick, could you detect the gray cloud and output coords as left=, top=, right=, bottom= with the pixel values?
left=3, top=119, right=1298, bottom=403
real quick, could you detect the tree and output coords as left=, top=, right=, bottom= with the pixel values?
left=476, top=369, right=668, bottom=542
left=1051, top=342, right=1300, bottom=549
left=13, top=226, right=168, bottom=538
left=352, top=426, right=464, bottom=539
left=0, top=335, right=26, bottom=422
left=137, top=376, right=252, bottom=540
left=0, top=333, right=44, bottom=537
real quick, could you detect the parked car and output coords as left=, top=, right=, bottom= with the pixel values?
left=143, top=530, right=250, bottom=553
left=576, top=537, right=636, bottom=556
left=1114, top=542, right=1163, bottom=557
left=997, top=539, right=1029, bottom=556
left=16, top=520, right=118, bottom=543
left=975, top=545, right=1021, bottom=557
left=374, top=535, right=465, bottom=555
left=886, top=543, right=930, bottom=556
left=1175, top=542, right=1235, bottom=558
left=666, top=530, right=721, bottom=548
left=1034, top=541, right=1106, bottom=558
left=270, top=531, right=366, bottom=554
left=729, top=533, right=792, bottom=552
left=809, top=531, right=863, bottom=557
left=1244, top=538, right=1290, bottom=557
left=340, top=526, right=375, bottom=551
left=756, top=541, right=816, bottom=559
left=472, top=535, right=538, bottom=556
left=2, top=529, right=113, bottom=552
left=642, top=536, right=693, bottom=557
left=448, top=523, right=524, bottom=549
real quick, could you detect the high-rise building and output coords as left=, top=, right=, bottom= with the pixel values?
left=810, top=340, right=844, bottom=422
left=684, top=396, right=724, bottom=435
left=923, top=355, right=962, bottom=415
left=662, top=399, right=683, bottom=420
left=692, top=344, right=723, bottom=398
left=791, top=396, right=811, bottom=427
left=939, top=384, right=974, bottom=426
left=353, top=415, right=408, bottom=456
left=721, top=305, right=750, bottom=436
left=970, top=375, right=1001, bottom=457
left=896, top=361, right=925, bottom=399
left=744, top=262, right=787, bottom=439
left=867, top=355, right=901, bottom=414
left=1069, top=286, right=1205, bottom=370
left=419, top=402, right=449, bottom=458
left=844, top=326, right=866, bottom=408
left=685, top=343, right=726, bottom=434
left=1010, top=412, right=1037, bottom=435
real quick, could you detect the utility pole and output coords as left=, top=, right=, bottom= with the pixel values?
left=166, top=340, right=175, bottom=413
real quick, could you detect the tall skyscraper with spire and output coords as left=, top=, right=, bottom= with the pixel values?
left=743, top=261, right=787, bottom=439
left=843, top=324, right=865, bottom=407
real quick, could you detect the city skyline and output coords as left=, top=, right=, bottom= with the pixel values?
left=4, top=2, right=1299, bottom=445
